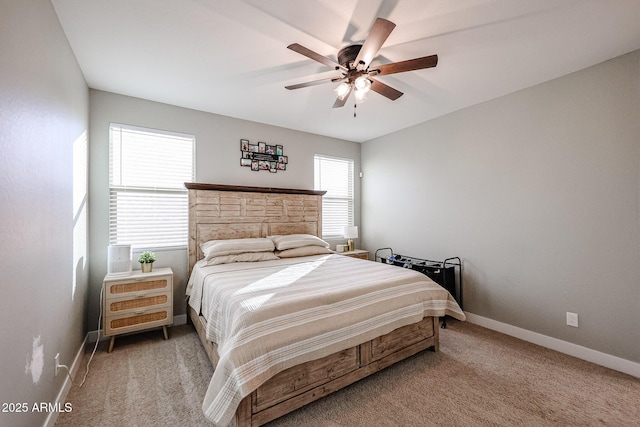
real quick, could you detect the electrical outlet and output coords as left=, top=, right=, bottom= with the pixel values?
left=54, top=353, right=60, bottom=377
left=566, top=312, right=579, bottom=328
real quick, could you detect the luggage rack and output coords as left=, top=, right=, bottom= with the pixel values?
left=375, top=248, right=463, bottom=328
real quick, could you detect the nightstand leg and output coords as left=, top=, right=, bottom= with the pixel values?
left=162, top=325, right=168, bottom=340
left=108, top=336, right=115, bottom=353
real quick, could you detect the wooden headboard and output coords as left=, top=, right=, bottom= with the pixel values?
left=185, top=183, right=326, bottom=272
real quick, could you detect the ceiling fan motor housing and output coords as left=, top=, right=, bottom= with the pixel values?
left=337, top=44, right=362, bottom=69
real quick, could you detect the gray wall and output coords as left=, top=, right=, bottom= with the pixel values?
left=0, top=1, right=89, bottom=426
left=88, top=90, right=361, bottom=329
left=362, top=51, right=640, bottom=363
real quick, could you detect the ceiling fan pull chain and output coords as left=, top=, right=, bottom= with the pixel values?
left=354, top=103, right=357, bottom=118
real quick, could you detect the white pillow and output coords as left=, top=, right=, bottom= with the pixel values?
left=276, top=246, right=334, bottom=258
left=268, top=234, right=330, bottom=251
left=200, top=238, right=275, bottom=260
left=205, top=251, right=280, bottom=266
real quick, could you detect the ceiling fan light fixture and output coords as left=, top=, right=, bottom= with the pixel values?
left=354, top=88, right=368, bottom=104
left=354, top=75, right=371, bottom=93
left=334, top=82, right=351, bottom=100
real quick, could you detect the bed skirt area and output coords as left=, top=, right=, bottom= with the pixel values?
left=188, top=305, right=439, bottom=427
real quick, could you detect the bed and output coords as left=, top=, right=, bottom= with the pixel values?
left=185, top=183, right=465, bottom=427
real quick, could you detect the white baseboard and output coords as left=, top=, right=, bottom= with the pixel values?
left=86, top=313, right=188, bottom=343
left=173, top=314, right=187, bottom=326
left=464, top=312, right=639, bottom=378
left=43, top=335, right=87, bottom=427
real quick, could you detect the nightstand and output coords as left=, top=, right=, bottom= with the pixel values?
left=339, top=249, right=370, bottom=260
left=103, top=267, right=173, bottom=352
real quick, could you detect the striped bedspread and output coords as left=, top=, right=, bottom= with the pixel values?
left=186, top=254, right=465, bottom=426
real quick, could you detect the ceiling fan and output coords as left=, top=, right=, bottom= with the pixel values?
left=285, top=18, right=438, bottom=108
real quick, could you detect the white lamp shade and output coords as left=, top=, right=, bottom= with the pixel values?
left=354, top=88, right=367, bottom=104
left=334, top=82, right=351, bottom=100
left=354, top=76, right=371, bottom=92
left=343, top=226, right=358, bottom=239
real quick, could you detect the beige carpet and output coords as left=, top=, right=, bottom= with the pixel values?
left=55, top=320, right=639, bottom=427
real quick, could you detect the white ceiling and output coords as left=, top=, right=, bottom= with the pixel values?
left=52, top=0, right=640, bottom=143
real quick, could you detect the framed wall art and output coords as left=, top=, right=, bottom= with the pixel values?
left=240, top=139, right=288, bottom=173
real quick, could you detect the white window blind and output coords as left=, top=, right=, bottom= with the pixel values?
left=314, top=155, right=354, bottom=239
left=109, top=123, right=195, bottom=249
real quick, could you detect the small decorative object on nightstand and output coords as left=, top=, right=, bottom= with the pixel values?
left=339, top=249, right=369, bottom=260
left=138, top=250, right=156, bottom=273
left=343, top=226, right=358, bottom=252
left=103, top=267, right=173, bottom=352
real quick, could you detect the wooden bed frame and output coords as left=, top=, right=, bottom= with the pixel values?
left=186, top=183, right=439, bottom=427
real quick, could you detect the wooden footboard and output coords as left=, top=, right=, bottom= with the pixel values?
left=189, top=306, right=439, bottom=427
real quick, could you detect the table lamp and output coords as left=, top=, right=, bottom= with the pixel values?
left=343, top=226, right=358, bottom=252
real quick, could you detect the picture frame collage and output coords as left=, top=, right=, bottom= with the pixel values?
left=240, top=139, right=288, bottom=172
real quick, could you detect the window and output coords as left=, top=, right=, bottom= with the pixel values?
left=314, top=155, right=354, bottom=239
left=109, top=123, right=195, bottom=249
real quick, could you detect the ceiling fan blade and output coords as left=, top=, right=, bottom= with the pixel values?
left=370, top=78, right=403, bottom=101
left=285, top=77, right=341, bottom=90
left=354, top=18, right=396, bottom=70
left=332, top=87, right=353, bottom=108
left=373, top=54, right=438, bottom=76
left=287, top=43, right=346, bottom=71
